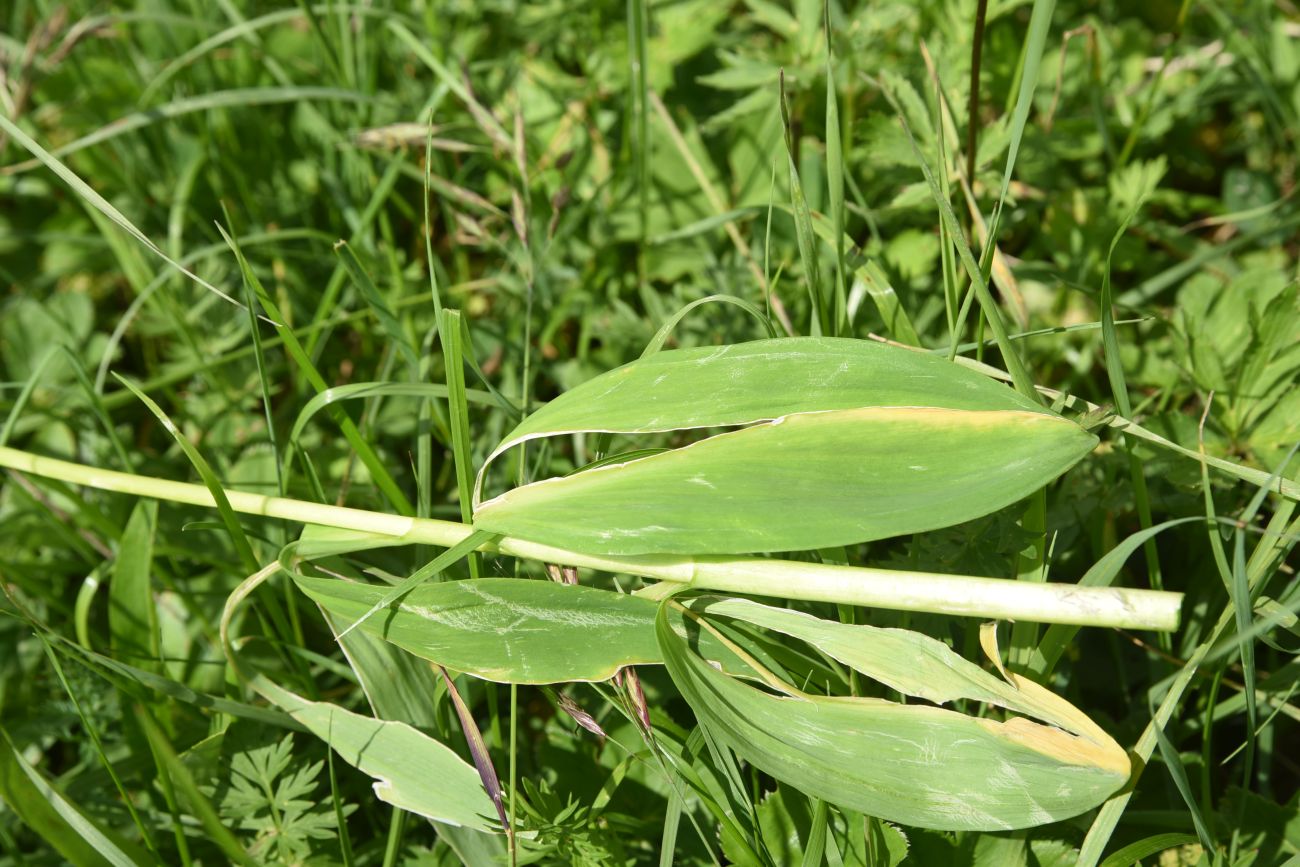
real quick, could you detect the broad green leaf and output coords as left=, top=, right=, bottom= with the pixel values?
left=252, top=676, right=499, bottom=832
left=656, top=605, right=1130, bottom=832
left=109, top=500, right=159, bottom=669
left=478, top=405, right=1094, bottom=555
left=684, top=597, right=1121, bottom=743
left=480, top=338, right=1048, bottom=485
left=292, top=575, right=749, bottom=684
left=474, top=337, right=1090, bottom=555
left=323, top=616, right=508, bottom=864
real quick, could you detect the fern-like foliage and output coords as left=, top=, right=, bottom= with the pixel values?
left=212, top=733, right=353, bottom=866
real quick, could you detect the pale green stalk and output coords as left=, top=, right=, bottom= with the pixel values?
left=0, top=446, right=1182, bottom=630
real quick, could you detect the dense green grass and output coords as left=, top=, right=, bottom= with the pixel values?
left=1, top=0, right=1298, bottom=864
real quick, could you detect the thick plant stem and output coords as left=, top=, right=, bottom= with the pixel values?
left=0, top=446, right=1182, bottom=630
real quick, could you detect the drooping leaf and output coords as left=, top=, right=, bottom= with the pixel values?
left=252, top=676, right=499, bottom=832
left=655, top=603, right=1130, bottom=832
left=684, top=596, right=1122, bottom=742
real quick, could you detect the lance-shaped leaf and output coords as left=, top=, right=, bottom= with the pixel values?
left=476, top=337, right=1049, bottom=498
left=478, top=408, right=1095, bottom=556
left=656, top=602, right=1130, bottom=832
left=474, top=338, right=1094, bottom=555
left=293, top=574, right=752, bottom=684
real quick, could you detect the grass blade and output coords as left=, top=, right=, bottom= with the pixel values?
left=335, top=240, right=419, bottom=373
left=0, top=111, right=243, bottom=311
left=219, top=223, right=414, bottom=515
left=439, top=308, right=482, bottom=577
left=0, top=726, right=148, bottom=867
left=114, top=374, right=260, bottom=574
left=824, top=5, right=846, bottom=335
left=780, top=71, right=825, bottom=335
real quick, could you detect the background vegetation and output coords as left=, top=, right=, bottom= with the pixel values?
left=0, top=0, right=1298, bottom=864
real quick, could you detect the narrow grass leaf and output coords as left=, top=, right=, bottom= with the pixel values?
left=824, top=7, right=846, bottom=335
left=641, top=295, right=777, bottom=358
left=286, top=382, right=498, bottom=447
left=0, top=345, right=133, bottom=470
left=61, top=639, right=298, bottom=729
left=2, top=87, right=381, bottom=174
left=0, top=728, right=148, bottom=867
left=659, top=791, right=684, bottom=867
left=439, top=309, right=481, bottom=578
left=242, top=278, right=284, bottom=498
left=1099, top=162, right=1169, bottom=611
left=219, top=223, right=414, bottom=515
left=1151, top=712, right=1217, bottom=854
left=138, top=6, right=412, bottom=103
left=385, top=21, right=511, bottom=149
left=115, top=374, right=260, bottom=574
left=335, top=241, right=419, bottom=372
left=780, top=71, right=826, bottom=334
left=1096, top=834, right=1200, bottom=867
left=883, top=88, right=1037, bottom=401
left=1030, top=517, right=1199, bottom=676
left=853, top=261, right=921, bottom=346
left=801, top=798, right=829, bottom=867
left=984, top=0, right=1057, bottom=244
left=0, top=112, right=244, bottom=310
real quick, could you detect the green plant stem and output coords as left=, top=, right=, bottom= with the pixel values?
left=0, top=446, right=1183, bottom=630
